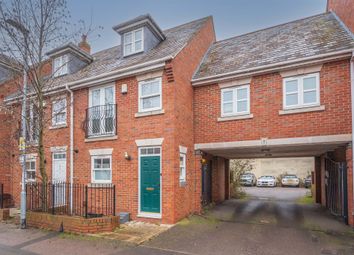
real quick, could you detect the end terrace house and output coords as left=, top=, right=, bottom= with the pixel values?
left=2, top=15, right=216, bottom=224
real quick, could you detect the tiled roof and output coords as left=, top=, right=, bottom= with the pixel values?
left=5, top=16, right=209, bottom=101
left=193, top=12, right=354, bottom=81
left=0, top=54, right=22, bottom=70
left=46, top=16, right=210, bottom=91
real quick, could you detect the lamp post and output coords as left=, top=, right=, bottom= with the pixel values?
left=6, top=19, right=29, bottom=229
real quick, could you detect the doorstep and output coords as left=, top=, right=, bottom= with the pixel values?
left=89, top=221, right=173, bottom=245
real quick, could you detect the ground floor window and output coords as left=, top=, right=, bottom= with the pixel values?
left=179, top=153, right=186, bottom=183
left=91, top=155, right=112, bottom=183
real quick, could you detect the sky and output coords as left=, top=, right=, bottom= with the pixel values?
left=67, top=0, right=327, bottom=53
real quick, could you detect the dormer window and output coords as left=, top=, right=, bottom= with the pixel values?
left=53, top=54, right=68, bottom=77
left=123, top=28, right=144, bottom=56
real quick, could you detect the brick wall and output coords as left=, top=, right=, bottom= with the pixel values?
left=327, top=0, right=354, bottom=33
left=171, top=17, right=215, bottom=221
left=0, top=78, right=20, bottom=206
left=194, top=60, right=352, bottom=144
left=212, top=157, right=226, bottom=203
left=27, top=212, right=119, bottom=234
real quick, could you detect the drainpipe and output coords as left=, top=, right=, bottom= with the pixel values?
left=65, top=84, right=74, bottom=214
left=351, top=51, right=354, bottom=217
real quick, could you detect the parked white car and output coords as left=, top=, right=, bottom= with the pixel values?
left=281, top=175, right=300, bottom=187
left=256, top=176, right=277, bottom=187
left=240, top=173, right=257, bottom=186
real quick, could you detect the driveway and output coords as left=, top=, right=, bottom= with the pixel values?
left=243, top=186, right=308, bottom=201
left=0, top=190, right=354, bottom=255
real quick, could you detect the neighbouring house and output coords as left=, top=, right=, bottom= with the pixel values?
left=0, top=1, right=354, bottom=228
left=0, top=54, right=22, bottom=208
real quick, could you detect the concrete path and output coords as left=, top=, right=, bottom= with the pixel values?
left=243, top=186, right=309, bottom=201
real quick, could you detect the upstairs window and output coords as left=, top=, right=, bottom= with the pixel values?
left=123, top=28, right=143, bottom=56
left=283, top=73, right=320, bottom=109
left=87, top=85, right=116, bottom=137
left=53, top=55, right=68, bottom=77
left=221, top=85, right=250, bottom=117
left=52, top=98, right=67, bottom=126
left=138, top=77, right=162, bottom=112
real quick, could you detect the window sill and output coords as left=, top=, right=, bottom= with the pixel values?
left=279, top=105, right=325, bottom=115
left=135, top=109, right=165, bottom=118
left=49, top=124, right=67, bottom=130
left=218, top=114, right=253, bottom=122
left=85, top=135, right=118, bottom=143
left=179, top=181, right=187, bottom=187
left=88, top=183, right=113, bottom=188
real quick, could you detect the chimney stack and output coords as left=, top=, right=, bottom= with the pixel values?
left=78, top=34, right=91, bottom=54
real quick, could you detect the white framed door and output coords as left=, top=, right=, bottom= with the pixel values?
left=52, top=152, right=67, bottom=207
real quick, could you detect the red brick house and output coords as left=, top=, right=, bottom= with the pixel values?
left=192, top=12, right=354, bottom=226
left=1, top=4, right=354, bottom=227
left=2, top=15, right=216, bottom=224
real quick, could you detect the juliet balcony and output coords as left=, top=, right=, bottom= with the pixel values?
left=84, top=104, right=117, bottom=138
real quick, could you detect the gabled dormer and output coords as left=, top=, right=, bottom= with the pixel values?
left=46, top=36, right=93, bottom=78
left=112, top=14, right=166, bottom=57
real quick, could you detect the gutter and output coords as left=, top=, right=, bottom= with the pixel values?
left=192, top=49, right=354, bottom=86
left=66, top=56, right=172, bottom=89
left=65, top=84, right=74, bottom=214
left=4, top=57, right=172, bottom=104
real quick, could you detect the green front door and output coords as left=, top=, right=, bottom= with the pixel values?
left=140, top=156, right=160, bottom=213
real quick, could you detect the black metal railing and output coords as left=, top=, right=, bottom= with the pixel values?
left=84, top=104, right=117, bottom=138
left=26, top=182, right=116, bottom=218
left=0, top=183, right=3, bottom=209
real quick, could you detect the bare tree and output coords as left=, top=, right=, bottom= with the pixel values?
left=0, top=0, right=72, bottom=183
left=230, top=159, right=255, bottom=198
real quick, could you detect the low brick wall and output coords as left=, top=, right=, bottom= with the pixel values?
left=27, top=212, right=119, bottom=234
left=0, top=209, right=10, bottom=221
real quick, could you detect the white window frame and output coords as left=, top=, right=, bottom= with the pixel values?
left=91, top=155, right=112, bottom=184
left=221, top=85, right=250, bottom=117
left=138, top=77, right=162, bottom=113
left=123, top=27, right=144, bottom=56
left=88, top=84, right=116, bottom=137
left=283, top=73, right=320, bottom=110
left=52, top=98, right=67, bottom=126
left=53, top=54, right=68, bottom=77
left=88, top=84, right=116, bottom=108
left=25, top=156, right=36, bottom=182
left=179, top=153, right=186, bottom=183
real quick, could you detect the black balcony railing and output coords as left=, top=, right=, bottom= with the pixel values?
left=84, top=104, right=117, bottom=138
left=26, top=182, right=116, bottom=218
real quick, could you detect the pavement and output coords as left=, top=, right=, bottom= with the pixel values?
left=0, top=187, right=353, bottom=255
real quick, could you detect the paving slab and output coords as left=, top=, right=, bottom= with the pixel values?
left=90, top=221, right=172, bottom=244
